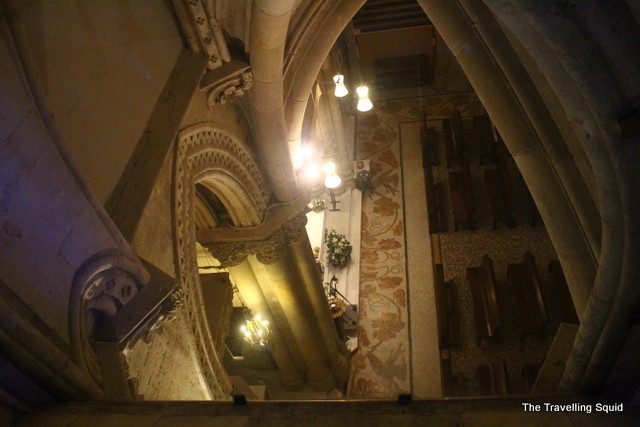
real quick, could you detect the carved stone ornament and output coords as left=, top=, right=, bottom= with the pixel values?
left=200, top=59, right=254, bottom=108
left=142, top=287, right=186, bottom=343
left=283, top=214, right=309, bottom=244
left=173, top=125, right=271, bottom=399
left=69, top=249, right=149, bottom=389
left=207, top=68, right=253, bottom=106
left=203, top=212, right=308, bottom=268
left=203, top=230, right=285, bottom=267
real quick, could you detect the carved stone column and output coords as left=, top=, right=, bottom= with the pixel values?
left=260, top=252, right=335, bottom=391
left=285, top=218, right=350, bottom=383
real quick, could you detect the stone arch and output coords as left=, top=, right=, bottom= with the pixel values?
left=173, top=123, right=271, bottom=399
left=68, top=248, right=149, bottom=398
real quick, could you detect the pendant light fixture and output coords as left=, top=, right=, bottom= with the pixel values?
left=333, top=74, right=349, bottom=97
left=356, top=85, right=373, bottom=112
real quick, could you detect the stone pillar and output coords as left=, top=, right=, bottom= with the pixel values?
left=416, top=0, right=596, bottom=317
left=476, top=0, right=640, bottom=394
left=259, top=253, right=336, bottom=391
left=287, top=226, right=350, bottom=383
left=228, top=260, right=305, bottom=390
left=457, top=0, right=602, bottom=258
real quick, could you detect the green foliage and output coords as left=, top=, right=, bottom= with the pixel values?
left=310, top=198, right=326, bottom=212
left=325, top=229, right=353, bottom=268
left=355, top=170, right=372, bottom=193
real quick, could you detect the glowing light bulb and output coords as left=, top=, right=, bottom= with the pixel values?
left=325, top=173, right=342, bottom=189
left=322, top=161, right=336, bottom=175
left=302, top=144, right=314, bottom=159
left=305, top=164, right=320, bottom=179
left=333, top=74, right=349, bottom=97
left=356, top=85, right=373, bottom=112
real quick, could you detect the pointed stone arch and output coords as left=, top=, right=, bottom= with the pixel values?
left=173, top=123, right=270, bottom=399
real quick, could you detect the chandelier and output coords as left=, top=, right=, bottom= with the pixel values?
left=240, top=311, right=271, bottom=348
left=233, top=286, right=271, bottom=348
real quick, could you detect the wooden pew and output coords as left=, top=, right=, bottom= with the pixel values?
left=422, top=126, right=440, bottom=166
left=473, top=114, right=497, bottom=165
left=443, top=118, right=457, bottom=168
left=422, top=131, right=448, bottom=232
left=431, top=182, right=448, bottom=232
left=448, top=162, right=476, bottom=231
left=522, top=178, right=542, bottom=226
left=434, top=264, right=457, bottom=348
left=441, top=355, right=467, bottom=396
left=466, top=255, right=501, bottom=345
left=484, top=157, right=516, bottom=229
left=548, top=260, right=580, bottom=324
left=508, top=252, right=547, bottom=340
left=451, top=109, right=466, bottom=160
left=522, top=364, right=541, bottom=392
left=477, top=359, right=508, bottom=395
left=444, top=110, right=466, bottom=168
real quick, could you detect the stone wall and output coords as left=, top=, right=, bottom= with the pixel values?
left=9, top=0, right=183, bottom=204
left=123, top=308, right=211, bottom=401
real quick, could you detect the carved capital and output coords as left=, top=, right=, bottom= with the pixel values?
left=255, top=230, right=286, bottom=265
left=203, top=229, right=287, bottom=267
left=283, top=213, right=309, bottom=244
left=204, top=241, right=252, bottom=268
left=201, top=210, right=311, bottom=267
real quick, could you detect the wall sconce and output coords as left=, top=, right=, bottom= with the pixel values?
left=356, top=85, right=373, bottom=112
left=323, top=161, right=342, bottom=189
left=324, top=173, right=342, bottom=190
left=322, top=160, right=342, bottom=211
left=333, top=74, right=349, bottom=97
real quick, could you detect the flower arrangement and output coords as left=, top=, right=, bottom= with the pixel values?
left=324, top=229, right=352, bottom=268
left=355, top=169, right=372, bottom=193
left=310, top=198, right=326, bottom=212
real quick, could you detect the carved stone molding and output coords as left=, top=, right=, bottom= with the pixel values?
left=283, top=213, right=309, bottom=244
left=201, top=60, right=253, bottom=107
left=202, top=212, right=309, bottom=268
left=141, top=287, right=186, bottom=344
left=68, top=249, right=149, bottom=390
left=174, top=125, right=270, bottom=399
left=171, top=0, right=231, bottom=70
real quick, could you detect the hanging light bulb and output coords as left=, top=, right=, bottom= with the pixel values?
left=333, top=74, right=349, bottom=97
left=356, top=85, right=373, bottom=112
left=304, top=163, right=320, bottom=180
left=322, top=160, right=336, bottom=176
left=325, top=173, right=342, bottom=189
